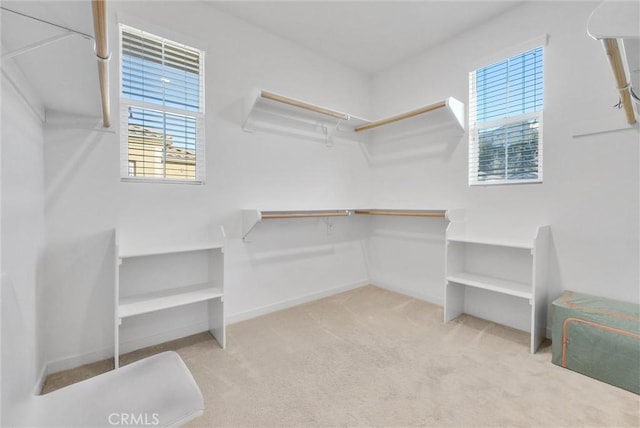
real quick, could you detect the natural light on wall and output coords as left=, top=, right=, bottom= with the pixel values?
left=119, top=25, right=205, bottom=183
left=468, top=46, right=544, bottom=185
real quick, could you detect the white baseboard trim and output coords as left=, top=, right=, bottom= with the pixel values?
left=118, top=321, right=211, bottom=355
left=45, top=321, right=210, bottom=375
left=371, top=280, right=444, bottom=307
left=45, top=346, right=115, bottom=375
left=226, top=280, right=370, bottom=325
left=43, top=282, right=369, bottom=375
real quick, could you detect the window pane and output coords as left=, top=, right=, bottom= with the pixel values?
left=120, top=25, right=204, bottom=183
left=470, top=45, right=543, bottom=185
left=127, top=107, right=197, bottom=180
left=476, top=119, right=539, bottom=182
left=476, top=47, right=543, bottom=124
left=122, top=28, right=201, bottom=112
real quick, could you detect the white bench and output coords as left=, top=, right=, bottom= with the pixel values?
left=23, top=351, right=204, bottom=427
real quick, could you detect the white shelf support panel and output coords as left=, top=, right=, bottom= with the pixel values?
left=242, top=89, right=370, bottom=144
left=444, top=218, right=550, bottom=353
left=354, top=97, right=465, bottom=134
left=242, top=209, right=352, bottom=240
left=114, top=226, right=226, bottom=368
left=531, top=225, right=550, bottom=353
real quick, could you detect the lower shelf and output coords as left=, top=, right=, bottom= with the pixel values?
left=446, top=272, right=532, bottom=299
left=119, top=283, right=223, bottom=319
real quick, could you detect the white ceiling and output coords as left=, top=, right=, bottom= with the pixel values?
left=0, top=1, right=523, bottom=118
left=206, top=1, right=523, bottom=75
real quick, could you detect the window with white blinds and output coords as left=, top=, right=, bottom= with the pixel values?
left=120, top=25, right=205, bottom=183
left=468, top=46, right=544, bottom=185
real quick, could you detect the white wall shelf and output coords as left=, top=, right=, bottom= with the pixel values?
left=242, top=90, right=466, bottom=144
left=242, top=209, right=352, bottom=240
left=444, top=219, right=549, bottom=353
left=354, top=97, right=465, bottom=135
left=119, top=283, right=224, bottom=319
left=354, top=209, right=446, bottom=217
left=115, top=228, right=226, bottom=368
left=587, top=1, right=640, bottom=124
left=446, top=234, right=534, bottom=250
left=446, top=272, right=532, bottom=300
left=242, top=208, right=449, bottom=240
left=242, top=89, right=370, bottom=144
left=119, top=242, right=224, bottom=259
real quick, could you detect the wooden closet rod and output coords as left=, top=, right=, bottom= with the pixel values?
left=602, top=38, right=636, bottom=125
left=261, top=91, right=349, bottom=121
left=354, top=210, right=446, bottom=217
left=354, top=101, right=447, bottom=132
left=92, top=0, right=111, bottom=128
left=261, top=210, right=350, bottom=219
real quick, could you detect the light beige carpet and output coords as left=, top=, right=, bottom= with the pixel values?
left=44, top=285, right=639, bottom=427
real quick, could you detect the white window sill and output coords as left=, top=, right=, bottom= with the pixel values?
left=469, top=178, right=543, bottom=187
left=121, top=177, right=204, bottom=185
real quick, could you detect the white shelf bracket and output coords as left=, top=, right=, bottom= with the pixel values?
left=319, top=119, right=344, bottom=147
left=242, top=209, right=262, bottom=241
left=219, top=225, right=227, bottom=252
left=322, top=216, right=334, bottom=235
left=2, top=32, right=78, bottom=60
left=320, top=123, right=333, bottom=147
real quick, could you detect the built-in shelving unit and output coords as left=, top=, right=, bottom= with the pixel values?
left=444, top=218, right=549, bottom=353
left=115, top=229, right=226, bottom=368
left=242, top=89, right=466, bottom=144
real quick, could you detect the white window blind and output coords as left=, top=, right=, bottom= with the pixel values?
left=469, top=46, right=544, bottom=185
left=120, top=25, right=205, bottom=183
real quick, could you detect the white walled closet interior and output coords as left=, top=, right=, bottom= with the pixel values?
left=0, top=3, right=637, bottom=417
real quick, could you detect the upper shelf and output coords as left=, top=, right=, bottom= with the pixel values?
left=445, top=220, right=550, bottom=251
left=587, top=1, right=640, bottom=125
left=117, top=226, right=226, bottom=258
left=354, top=209, right=446, bottom=217
left=447, top=235, right=534, bottom=250
left=119, top=242, right=224, bottom=259
left=587, top=1, right=640, bottom=39
left=242, top=208, right=451, bottom=240
left=242, top=89, right=370, bottom=142
left=242, top=89, right=466, bottom=143
left=242, top=209, right=352, bottom=239
left=354, top=97, right=465, bottom=134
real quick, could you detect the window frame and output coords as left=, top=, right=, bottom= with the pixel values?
left=468, top=38, right=546, bottom=187
left=118, top=23, right=206, bottom=184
